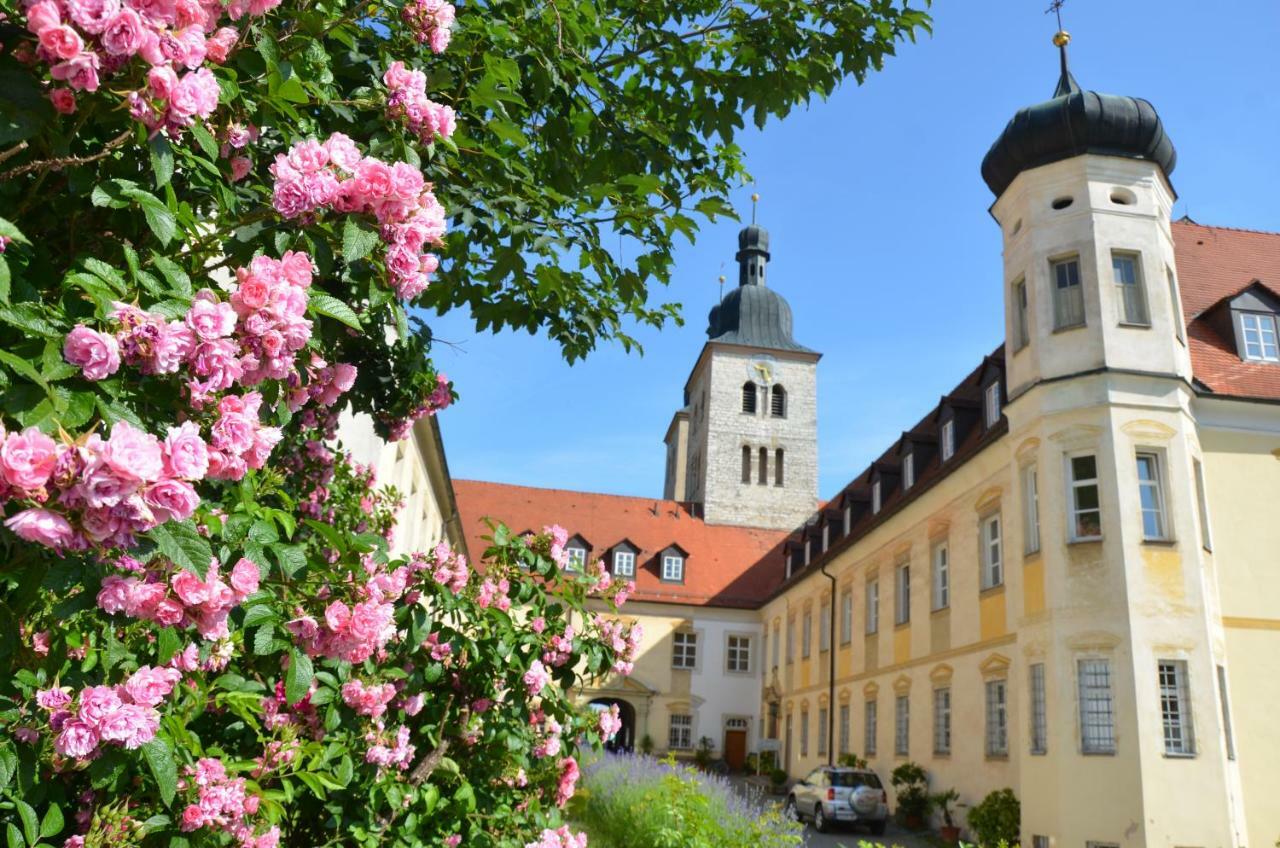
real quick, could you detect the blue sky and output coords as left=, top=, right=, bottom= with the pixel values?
left=423, top=0, right=1280, bottom=500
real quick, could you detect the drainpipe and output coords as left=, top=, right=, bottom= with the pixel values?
left=820, top=561, right=836, bottom=766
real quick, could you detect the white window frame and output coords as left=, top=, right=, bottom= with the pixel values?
left=895, top=562, right=911, bottom=625
left=941, top=420, right=955, bottom=461
left=661, top=553, right=685, bottom=582
left=1112, top=251, right=1151, bottom=326
left=786, top=617, right=795, bottom=663
left=931, top=541, right=949, bottom=610
left=1051, top=255, right=1085, bottom=330
left=800, top=708, right=809, bottom=756
left=894, top=694, right=909, bottom=756
left=864, top=699, right=878, bottom=756
left=1135, top=451, right=1170, bottom=541
left=839, top=704, right=851, bottom=755
left=1078, top=658, right=1116, bottom=754
left=612, top=549, right=636, bottom=577
left=1240, top=312, right=1280, bottom=362
left=669, top=714, right=693, bottom=750
left=726, top=634, right=751, bottom=674
left=871, top=480, right=882, bottom=514
left=985, top=382, right=1001, bottom=427
left=980, top=513, right=1003, bottom=590
left=819, top=601, right=831, bottom=651
left=1024, top=464, right=1041, bottom=554
left=866, top=579, right=879, bottom=634
left=1068, top=453, right=1103, bottom=542
left=903, top=452, right=915, bottom=490
left=566, top=546, right=587, bottom=570
left=672, top=631, right=697, bottom=670
left=1013, top=277, right=1030, bottom=351
left=771, top=623, right=781, bottom=669
left=843, top=504, right=852, bottom=534
left=985, top=679, right=1009, bottom=757
left=933, top=687, right=951, bottom=755
left=840, top=590, right=853, bottom=644
left=802, top=610, right=812, bottom=658
left=1158, top=659, right=1195, bottom=756
left=817, top=706, right=829, bottom=756
left=1030, top=662, right=1048, bottom=755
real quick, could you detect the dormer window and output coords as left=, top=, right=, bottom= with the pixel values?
left=822, top=523, right=830, bottom=552
left=566, top=546, right=586, bottom=570
left=843, top=504, right=851, bottom=534
left=985, top=382, right=1002, bottom=427
left=941, top=420, right=956, bottom=461
left=1241, top=313, right=1279, bottom=362
left=661, top=550, right=685, bottom=583
left=803, top=539, right=811, bottom=566
left=903, top=453, right=915, bottom=490
left=612, top=547, right=636, bottom=578
left=871, top=480, right=882, bottom=514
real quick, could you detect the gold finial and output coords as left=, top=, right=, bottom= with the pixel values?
left=751, top=192, right=760, bottom=203
left=718, top=275, right=726, bottom=283
left=1053, top=30, right=1070, bottom=47
left=750, top=192, right=760, bottom=224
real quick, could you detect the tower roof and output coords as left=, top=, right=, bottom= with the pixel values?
left=706, top=222, right=815, bottom=353
left=980, top=33, right=1177, bottom=198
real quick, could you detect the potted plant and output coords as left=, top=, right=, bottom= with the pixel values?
left=770, top=767, right=789, bottom=794
left=933, top=788, right=961, bottom=842
left=693, top=735, right=714, bottom=769
left=639, top=733, right=654, bottom=755
left=967, top=788, right=1020, bottom=847
left=890, top=761, right=933, bottom=830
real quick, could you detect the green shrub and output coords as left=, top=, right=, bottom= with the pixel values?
left=838, top=753, right=869, bottom=769
left=967, top=788, right=1021, bottom=846
left=640, top=733, right=655, bottom=754
left=890, top=761, right=932, bottom=824
left=770, top=768, right=789, bottom=786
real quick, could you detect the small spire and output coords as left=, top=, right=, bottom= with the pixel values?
left=1045, top=1, right=1079, bottom=97
left=751, top=192, right=760, bottom=225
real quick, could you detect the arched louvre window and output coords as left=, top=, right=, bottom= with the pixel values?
left=771, top=384, right=787, bottom=418
left=741, top=446, right=752, bottom=483
left=741, top=382, right=757, bottom=414
left=775, top=448, right=785, bottom=486
left=758, top=447, right=768, bottom=485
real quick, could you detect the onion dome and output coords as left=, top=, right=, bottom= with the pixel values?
left=706, top=223, right=814, bottom=353
left=981, top=32, right=1177, bottom=198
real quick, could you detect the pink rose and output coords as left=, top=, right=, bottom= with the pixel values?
left=185, top=295, right=236, bottom=340
left=63, top=325, right=120, bottom=381
left=210, top=412, right=255, bottom=454
left=97, top=703, right=157, bottom=748
left=278, top=250, right=313, bottom=288
left=142, top=478, right=199, bottom=522
left=287, top=139, right=329, bottom=174
left=123, top=665, right=181, bottom=707
left=171, top=570, right=210, bottom=606
left=173, top=25, right=206, bottom=69
left=147, top=65, right=179, bottom=100
left=50, top=52, right=101, bottom=93
left=162, top=421, right=209, bottom=480
left=54, top=719, right=99, bottom=759
left=180, top=804, right=204, bottom=831
left=4, top=508, right=75, bottom=549
left=25, top=0, right=62, bottom=33
left=39, top=25, right=84, bottom=60
left=204, top=26, right=237, bottom=63
left=154, top=598, right=184, bottom=626
left=36, top=687, right=73, bottom=710
left=229, top=156, right=252, bottom=182
left=67, top=0, right=120, bottom=33
left=1, top=426, right=58, bottom=489
left=103, top=421, right=163, bottom=484
left=49, top=88, right=77, bottom=114
left=77, top=685, right=122, bottom=728
left=97, top=574, right=132, bottom=613
left=100, top=7, right=144, bottom=56
left=229, top=557, right=259, bottom=596
left=232, top=274, right=270, bottom=311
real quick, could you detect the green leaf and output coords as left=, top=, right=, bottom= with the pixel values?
left=5, top=822, right=22, bottom=848
left=149, top=135, right=174, bottom=189
left=38, top=804, right=63, bottom=839
left=241, top=604, right=277, bottom=628
left=302, top=518, right=346, bottom=554
left=142, top=737, right=178, bottom=806
left=308, top=292, right=362, bottom=330
left=150, top=254, right=192, bottom=296
left=148, top=520, right=212, bottom=580
left=0, top=217, right=30, bottom=245
left=0, top=741, right=17, bottom=788
left=0, top=303, right=61, bottom=337
left=271, top=544, right=307, bottom=578
left=156, top=627, right=181, bottom=665
left=285, top=648, right=313, bottom=704
left=190, top=123, right=218, bottom=160
left=341, top=219, right=379, bottom=263
left=16, top=800, right=36, bottom=845
left=252, top=623, right=276, bottom=655
left=0, top=348, right=49, bottom=391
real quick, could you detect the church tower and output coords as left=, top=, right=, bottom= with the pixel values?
left=663, top=218, right=821, bottom=530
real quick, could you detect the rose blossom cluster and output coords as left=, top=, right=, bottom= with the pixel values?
left=383, top=61, right=456, bottom=143
left=98, top=556, right=260, bottom=639
left=525, top=826, right=588, bottom=848
left=286, top=598, right=396, bottom=664
left=219, top=121, right=259, bottom=182
left=20, top=0, right=259, bottom=126
left=597, top=703, right=622, bottom=742
left=270, top=134, right=446, bottom=300
left=35, top=665, right=181, bottom=760
left=0, top=420, right=204, bottom=551
left=522, top=659, right=552, bottom=697
left=380, top=371, right=453, bottom=441
left=179, top=758, right=280, bottom=848
left=531, top=710, right=561, bottom=758
left=363, top=723, right=415, bottom=773
left=555, top=756, right=580, bottom=807
left=400, top=0, right=453, bottom=52
left=593, top=615, right=643, bottom=677
left=341, top=679, right=397, bottom=719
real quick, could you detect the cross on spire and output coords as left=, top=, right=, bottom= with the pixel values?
left=1045, top=0, right=1066, bottom=30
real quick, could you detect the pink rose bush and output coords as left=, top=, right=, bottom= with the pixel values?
left=401, top=0, right=454, bottom=53
left=178, top=758, right=279, bottom=847
left=33, top=665, right=180, bottom=759
left=384, top=60, right=457, bottom=144
left=97, top=556, right=259, bottom=638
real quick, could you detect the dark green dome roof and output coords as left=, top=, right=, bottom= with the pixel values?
left=706, top=224, right=813, bottom=353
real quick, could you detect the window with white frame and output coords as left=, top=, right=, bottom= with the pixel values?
left=804, top=539, right=811, bottom=567
left=800, top=708, right=809, bottom=756
left=566, top=546, right=587, bottom=570
left=1030, top=663, right=1048, bottom=755
left=932, top=541, right=949, bottom=610
left=802, top=610, right=812, bottom=658
left=866, top=579, right=879, bottom=634
left=1167, top=267, right=1186, bottom=344
left=661, top=553, right=685, bottom=582
left=871, top=480, right=882, bottom=514
left=840, top=590, right=853, bottom=644
left=985, top=382, right=1001, bottom=427
left=903, top=452, right=915, bottom=490
left=1136, top=452, right=1169, bottom=541
left=933, top=687, right=951, bottom=755
left=819, top=601, right=831, bottom=651
left=1069, top=454, right=1102, bottom=541
left=786, top=617, right=795, bottom=663
left=817, top=706, right=828, bottom=756
left=672, top=631, right=697, bottom=669
left=864, top=699, right=878, bottom=755
left=1241, top=312, right=1280, bottom=361
left=981, top=513, right=1003, bottom=589
left=1217, top=665, right=1235, bottom=761
left=1013, top=278, right=1030, bottom=351
left=1024, top=465, right=1041, bottom=554
left=1194, top=459, right=1213, bottom=552
left=726, top=635, right=751, bottom=673
left=895, top=694, right=909, bottom=756
left=895, top=562, right=911, bottom=625
left=821, top=523, right=830, bottom=553
left=1112, top=252, right=1150, bottom=326
left=669, top=714, right=693, bottom=750
left=1078, top=658, right=1116, bottom=754
left=843, top=504, right=852, bottom=534
left=985, top=679, right=1008, bottom=757
left=941, top=419, right=956, bottom=461
left=772, top=622, right=781, bottom=668
left=839, top=704, right=851, bottom=754
left=1051, top=256, right=1085, bottom=330
left=612, top=549, right=635, bottom=577
left=1158, top=660, right=1194, bottom=755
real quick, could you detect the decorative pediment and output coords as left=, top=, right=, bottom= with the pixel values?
left=892, top=539, right=913, bottom=560
left=1120, top=419, right=1177, bottom=442
left=927, top=517, right=951, bottom=540
left=892, top=674, right=912, bottom=695
left=979, top=652, right=1012, bottom=680
left=1015, top=437, right=1041, bottom=466
left=817, top=692, right=830, bottom=707
left=1048, top=423, right=1104, bottom=451
left=863, top=681, right=880, bottom=698
left=974, top=485, right=1003, bottom=515
left=837, top=687, right=852, bottom=703
left=1065, top=631, right=1122, bottom=652
left=929, top=663, right=954, bottom=685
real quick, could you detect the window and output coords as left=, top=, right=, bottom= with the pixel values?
left=981, top=514, right=1003, bottom=589
left=1030, top=663, right=1048, bottom=755
left=662, top=554, right=685, bottom=582
left=1166, top=267, right=1186, bottom=344
left=1013, top=278, right=1030, bottom=350
left=821, top=524, right=830, bottom=553
left=902, top=452, right=914, bottom=490
left=726, top=635, right=751, bottom=673
left=801, top=610, right=812, bottom=658
left=772, top=622, right=780, bottom=668
left=895, top=562, right=910, bottom=625
left=804, top=540, right=811, bottom=567
left=775, top=448, right=785, bottom=486
left=1079, top=659, right=1116, bottom=754
left=985, top=679, right=1008, bottom=757
left=672, top=632, right=697, bottom=669
left=864, top=699, right=878, bottom=756
left=1024, top=465, right=1041, bottom=554
left=1240, top=312, right=1279, bottom=361
left=669, top=714, right=693, bottom=750
left=1033, top=837, right=1050, bottom=848
left=985, top=382, right=1001, bottom=427
left=741, top=446, right=751, bottom=484
left=819, top=601, right=831, bottom=651
left=1136, top=452, right=1169, bottom=541
left=1158, top=660, right=1194, bottom=755
left=866, top=579, right=879, bottom=634
left=761, top=630, right=767, bottom=672
left=1069, top=455, right=1102, bottom=541
left=771, top=384, right=787, bottom=418
left=741, top=382, right=757, bottom=414
left=843, top=504, right=851, bottom=535
left=1217, top=665, right=1235, bottom=761
left=757, top=447, right=768, bottom=485
left=817, top=707, right=828, bottom=756
left=840, top=590, right=853, bottom=644
left=941, top=419, right=955, bottom=461
left=1051, top=256, right=1085, bottom=329
left=871, top=480, right=882, bottom=514
left=895, top=695, right=909, bottom=756
left=800, top=708, right=809, bottom=756
left=839, top=704, right=851, bottom=755
left=1112, top=252, right=1150, bottom=325
left=612, top=550, right=635, bottom=578
left=933, top=688, right=951, bottom=755
left=932, top=542, right=949, bottom=610
left=786, top=617, right=794, bottom=663
left=1193, top=459, right=1213, bottom=551
left=566, top=546, right=586, bottom=570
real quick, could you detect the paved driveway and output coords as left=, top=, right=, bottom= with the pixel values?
left=798, top=820, right=937, bottom=848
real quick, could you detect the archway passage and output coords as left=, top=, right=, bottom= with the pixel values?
left=588, top=697, right=637, bottom=753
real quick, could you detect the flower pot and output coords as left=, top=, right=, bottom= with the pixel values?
left=940, top=825, right=961, bottom=843
left=904, top=814, right=925, bottom=830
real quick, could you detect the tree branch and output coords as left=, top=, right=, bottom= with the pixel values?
left=0, top=129, right=133, bottom=182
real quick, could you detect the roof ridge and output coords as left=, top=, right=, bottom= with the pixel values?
left=453, top=478, right=685, bottom=509
left=1174, top=219, right=1280, bottom=238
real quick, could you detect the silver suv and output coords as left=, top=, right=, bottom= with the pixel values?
left=784, top=766, right=889, bottom=835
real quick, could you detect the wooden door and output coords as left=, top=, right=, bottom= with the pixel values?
left=724, top=730, right=747, bottom=769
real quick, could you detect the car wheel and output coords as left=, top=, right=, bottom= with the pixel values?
left=784, top=796, right=801, bottom=822
left=869, top=820, right=886, bottom=836
left=813, top=806, right=828, bottom=833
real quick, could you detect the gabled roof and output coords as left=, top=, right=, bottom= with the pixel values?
left=1173, top=220, right=1280, bottom=401
left=452, top=480, right=789, bottom=609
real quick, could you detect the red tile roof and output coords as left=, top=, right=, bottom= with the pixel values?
left=452, top=480, right=790, bottom=608
left=1173, top=220, right=1280, bottom=400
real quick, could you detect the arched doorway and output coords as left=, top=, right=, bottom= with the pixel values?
left=588, top=698, right=637, bottom=752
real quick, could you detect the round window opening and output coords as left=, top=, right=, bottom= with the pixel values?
left=1051, top=196, right=1074, bottom=210
left=1110, top=188, right=1137, bottom=206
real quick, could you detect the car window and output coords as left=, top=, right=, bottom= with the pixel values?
left=805, top=769, right=825, bottom=786
left=831, top=772, right=882, bottom=789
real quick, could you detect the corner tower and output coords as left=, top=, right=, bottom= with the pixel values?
left=663, top=219, right=820, bottom=529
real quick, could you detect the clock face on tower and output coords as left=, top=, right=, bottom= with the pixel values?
left=746, top=355, right=777, bottom=384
